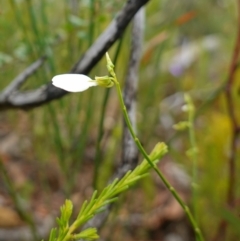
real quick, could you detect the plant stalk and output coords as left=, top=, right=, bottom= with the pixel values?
left=112, top=73, right=204, bottom=241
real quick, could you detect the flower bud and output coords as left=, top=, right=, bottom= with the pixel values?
left=105, top=52, right=115, bottom=75
left=95, top=76, right=114, bottom=88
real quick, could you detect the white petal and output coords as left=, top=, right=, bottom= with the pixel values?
left=52, top=74, right=97, bottom=92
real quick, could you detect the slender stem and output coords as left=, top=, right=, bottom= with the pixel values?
left=186, top=97, right=198, bottom=219
left=88, top=0, right=96, bottom=47
left=189, top=124, right=198, bottom=219
left=10, top=0, right=36, bottom=59
left=112, top=73, right=204, bottom=241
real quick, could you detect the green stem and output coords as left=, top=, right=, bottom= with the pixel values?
left=88, top=0, right=96, bottom=46
left=10, top=0, right=36, bottom=59
left=112, top=74, right=204, bottom=241
left=188, top=105, right=198, bottom=219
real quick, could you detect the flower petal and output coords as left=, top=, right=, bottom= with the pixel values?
left=52, top=74, right=97, bottom=92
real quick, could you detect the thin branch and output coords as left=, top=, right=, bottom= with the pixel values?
left=0, top=0, right=150, bottom=110
left=212, top=1, right=240, bottom=240
left=0, top=56, right=46, bottom=102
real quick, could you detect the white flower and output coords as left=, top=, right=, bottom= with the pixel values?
left=52, top=74, right=98, bottom=92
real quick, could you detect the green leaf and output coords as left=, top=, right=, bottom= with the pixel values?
left=49, top=228, right=57, bottom=241
left=74, top=228, right=99, bottom=241
left=173, top=121, right=190, bottom=131
left=60, top=200, right=73, bottom=226
left=102, top=197, right=119, bottom=205
left=77, top=200, right=88, bottom=219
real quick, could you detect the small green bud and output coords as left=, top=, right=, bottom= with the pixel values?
left=184, top=94, right=195, bottom=113
left=173, top=121, right=190, bottom=131
left=105, top=52, right=115, bottom=75
left=186, top=147, right=198, bottom=157
left=95, top=76, right=114, bottom=88
left=60, top=199, right=73, bottom=222
left=150, top=142, right=168, bottom=161
left=191, top=182, right=199, bottom=189
left=184, top=93, right=191, bottom=103
left=74, top=228, right=99, bottom=241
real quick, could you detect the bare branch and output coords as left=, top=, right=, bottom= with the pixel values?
left=0, top=56, right=46, bottom=102
left=0, top=0, right=150, bottom=110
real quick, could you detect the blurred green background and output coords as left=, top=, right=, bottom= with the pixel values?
left=0, top=0, right=240, bottom=240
